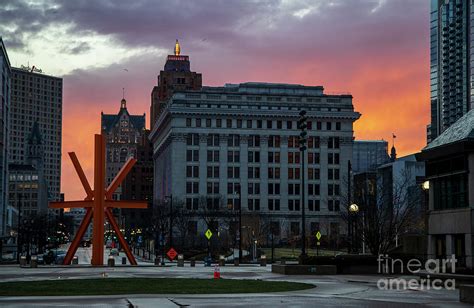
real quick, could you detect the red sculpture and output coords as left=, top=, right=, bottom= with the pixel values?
left=50, top=134, right=147, bottom=266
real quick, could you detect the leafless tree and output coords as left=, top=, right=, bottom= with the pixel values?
left=342, top=168, right=423, bottom=255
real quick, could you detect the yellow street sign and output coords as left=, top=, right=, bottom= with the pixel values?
left=205, top=229, right=213, bottom=240
left=315, top=231, right=321, bottom=241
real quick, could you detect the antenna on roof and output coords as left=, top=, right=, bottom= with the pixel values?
left=122, top=87, right=125, bottom=100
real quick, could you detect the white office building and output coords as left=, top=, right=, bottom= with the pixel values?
left=150, top=82, right=360, bottom=241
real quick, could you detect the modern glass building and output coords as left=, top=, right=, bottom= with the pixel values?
left=429, top=0, right=474, bottom=143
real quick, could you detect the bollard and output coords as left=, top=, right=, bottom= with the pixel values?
left=108, top=256, right=115, bottom=267
left=234, top=258, right=239, bottom=266
left=219, top=255, right=226, bottom=266
left=20, top=255, right=27, bottom=267
left=122, top=257, right=127, bottom=265
left=190, top=258, right=196, bottom=267
left=72, top=256, right=79, bottom=265
left=260, top=255, right=267, bottom=267
left=30, top=255, right=38, bottom=268
left=177, top=254, right=184, bottom=267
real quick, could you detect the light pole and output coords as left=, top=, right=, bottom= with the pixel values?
left=349, top=203, right=359, bottom=253
left=234, top=184, right=242, bottom=263
left=298, top=110, right=308, bottom=259
left=165, top=195, right=173, bottom=249
left=16, top=194, right=22, bottom=264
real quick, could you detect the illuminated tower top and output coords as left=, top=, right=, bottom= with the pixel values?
left=174, top=39, right=180, bottom=56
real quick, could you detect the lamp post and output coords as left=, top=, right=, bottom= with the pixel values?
left=349, top=203, right=359, bottom=254
left=234, top=184, right=242, bottom=263
left=165, top=195, right=173, bottom=249
left=16, top=194, right=22, bottom=264
left=298, top=110, right=308, bottom=259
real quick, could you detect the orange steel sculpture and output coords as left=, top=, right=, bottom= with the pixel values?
left=49, top=134, right=147, bottom=266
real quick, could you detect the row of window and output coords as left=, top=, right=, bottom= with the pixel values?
left=186, top=118, right=342, bottom=131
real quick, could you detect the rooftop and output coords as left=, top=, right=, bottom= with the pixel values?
left=424, top=109, right=474, bottom=150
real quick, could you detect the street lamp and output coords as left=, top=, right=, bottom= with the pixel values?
left=349, top=203, right=359, bottom=254
left=422, top=180, right=430, bottom=191
left=165, top=195, right=173, bottom=249
left=297, top=109, right=308, bottom=260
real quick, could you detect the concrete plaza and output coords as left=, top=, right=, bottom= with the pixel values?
left=0, top=253, right=468, bottom=308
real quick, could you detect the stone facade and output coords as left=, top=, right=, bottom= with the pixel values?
left=150, top=82, right=361, bottom=241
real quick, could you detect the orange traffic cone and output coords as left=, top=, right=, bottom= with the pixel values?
left=213, top=265, right=220, bottom=279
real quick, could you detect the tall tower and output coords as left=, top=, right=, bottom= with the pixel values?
left=26, top=121, right=44, bottom=170
left=429, top=0, right=474, bottom=143
left=150, top=40, right=202, bottom=128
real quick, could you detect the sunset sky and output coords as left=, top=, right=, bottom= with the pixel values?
left=1, top=0, right=429, bottom=200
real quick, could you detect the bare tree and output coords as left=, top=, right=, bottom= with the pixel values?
left=343, top=168, right=423, bottom=255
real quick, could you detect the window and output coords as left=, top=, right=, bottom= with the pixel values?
left=267, top=120, right=272, bottom=128
left=277, top=121, right=282, bottom=129
left=308, top=184, right=320, bottom=196
left=228, top=134, right=240, bottom=147
left=216, top=119, right=222, bottom=127
left=328, top=200, right=340, bottom=211
left=248, top=182, right=260, bottom=194
left=227, top=166, right=240, bottom=178
left=268, top=152, right=280, bottom=163
left=206, top=119, right=211, bottom=127
left=268, top=167, right=280, bottom=179
left=268, top=135, right=280, bottom=148
left=336, top=122, right=341, bottom=130
left=247, top=120, right=253, bottom=128
left=227, top=119, right=232, bottom=128
left=288, top=183, right=300, bottom=195
left=207, top=150, right=219, bottom=162
left=186, top=118, right=191, bottom=127
left=307, top=121, right=312, bottom=130
left=248, top=167, right=260, bottom=179
left=227, top=182, right=240, bottom=194
left=228, top=150, right=240, bottom=163
left=187, top=134, right=199, bottom=146
left=268, top=199, right=280, bottom=211
left=308, top=200, right=320, bottom=211
left=248, top=199, right=260, bottom=211
left=328, top=184, right=339, bottom=196
left=328, top=153, right=340, bottom=165
left=237, top=119, right=242, bottom=128
left=308, top=153, right=320, bottom=164
left=207, top=134, right=219, bottom=147
left=196, top=118, right=201, bottom=127
left=249, top=135, right=260, bottom=147
left=328, top=137, right=340, bottom=149
left=207, top=166, right=219, bottom=178
left=287, top=121, right=293, bottom=129
left=186, top=182, right=199, bottom=194
left=268, top=183, right=280, bottom=195
left=308, top=137, right=320, bottom=148
left=186, top=166, right=199, bottom=178
left=186, top=150, right=199, bottom=162
left=288, top=199, right=300, bottom=211
left=326, top=122, right=332, bottom=130
left=207, top=182, right=219, bottom=194
left=248, top=151, right=260, bottom=163
left=316, top=122, right=322, bottom=130
left=257, top=120, right=262, bottom=128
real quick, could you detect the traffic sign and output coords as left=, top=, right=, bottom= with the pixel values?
left=167, top=248, right=178, bottom=261
left=205, top=229, right=213, bottom=240
left=315, top=231, right=321, bottom=241
left=317, top=241, right=321, bottom=246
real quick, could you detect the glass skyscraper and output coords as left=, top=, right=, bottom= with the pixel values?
left=429, top=0, right=474, bottom=143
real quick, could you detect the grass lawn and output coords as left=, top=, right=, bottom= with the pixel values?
left=0, top=278, right=314, bottom=296
left=261, top=248, right=344, bottom=259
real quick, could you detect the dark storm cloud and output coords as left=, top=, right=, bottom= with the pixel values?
left=1, top=0, right=426, bottom=58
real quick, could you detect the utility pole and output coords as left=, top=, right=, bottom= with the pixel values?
left=298, top=110, right=308, bottom=259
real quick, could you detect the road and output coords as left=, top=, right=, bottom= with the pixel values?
left=0, top=261, right=467, bottom=307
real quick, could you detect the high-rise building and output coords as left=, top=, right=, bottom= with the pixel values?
left=352, top=140, right=390, bottom=173
left=0, top=37, right=11, bottom=236
left=10, top=66, right=62, bottom=201
left=150, top=82, right=361, bottom=240
left=101, top=97, right=146, bottom=201
left=150, top=40, right=202, bottom=128
left=429, top=0, right=474, bottom=143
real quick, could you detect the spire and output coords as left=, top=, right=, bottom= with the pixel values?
left=174, top=39, right=181, bottom=56
left=121, top=88, right=127, bottom=109
left=28, top=121, right=42, bottom=145
left=390, top=133, right=397, bottom=162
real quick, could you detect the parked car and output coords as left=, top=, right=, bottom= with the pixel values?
left=109, top=248, right=119, bottom=256
left=36, top=254, right=44, bottom=265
